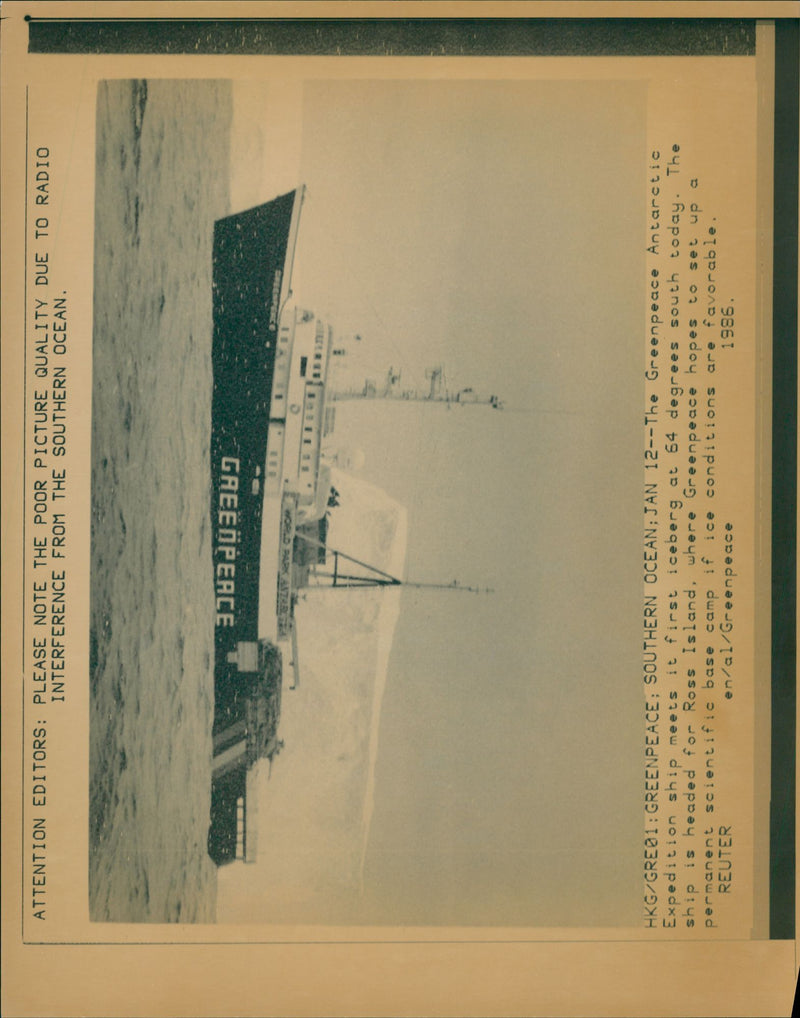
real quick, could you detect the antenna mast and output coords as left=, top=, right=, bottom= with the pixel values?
left=294, top=533, right=493, bottom=593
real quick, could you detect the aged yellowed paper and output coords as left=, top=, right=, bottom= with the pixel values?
left=2, top=2, right=798, bottom=1015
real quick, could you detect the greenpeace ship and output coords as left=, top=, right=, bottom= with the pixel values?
left=207, top=186, right=335, bottom=865
left=206, top=187, right=500, bottom=865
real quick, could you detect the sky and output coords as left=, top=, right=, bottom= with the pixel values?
left=222, top=75, right=648, bottom=927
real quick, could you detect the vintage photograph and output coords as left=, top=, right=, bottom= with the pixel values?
left=88, top=75, right=648, bottom=926
left=3, top=3, right=797, bottom=1015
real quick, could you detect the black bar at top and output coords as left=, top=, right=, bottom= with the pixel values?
left=770, top=17, right=798, bottom=942
left=26, top=17, right=755, bottom=56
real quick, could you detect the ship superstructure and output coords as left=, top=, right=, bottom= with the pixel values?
left=258, top=303, right=335, bottom=646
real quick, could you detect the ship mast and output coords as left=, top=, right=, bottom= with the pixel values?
left=294, top=532, right=493, bottom=594
left=329, top=362, right=503, bottom=410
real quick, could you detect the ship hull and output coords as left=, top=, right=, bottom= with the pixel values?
left=208, top=188, right=302, bottom=864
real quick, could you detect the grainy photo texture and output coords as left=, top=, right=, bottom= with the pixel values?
left=89, top=77, right=647, bottom=925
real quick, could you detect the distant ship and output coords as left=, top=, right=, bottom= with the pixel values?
left=207, top=186, right=336, bottom=865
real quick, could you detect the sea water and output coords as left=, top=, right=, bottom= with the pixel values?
left=89, top=80, right=232, bottom=922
